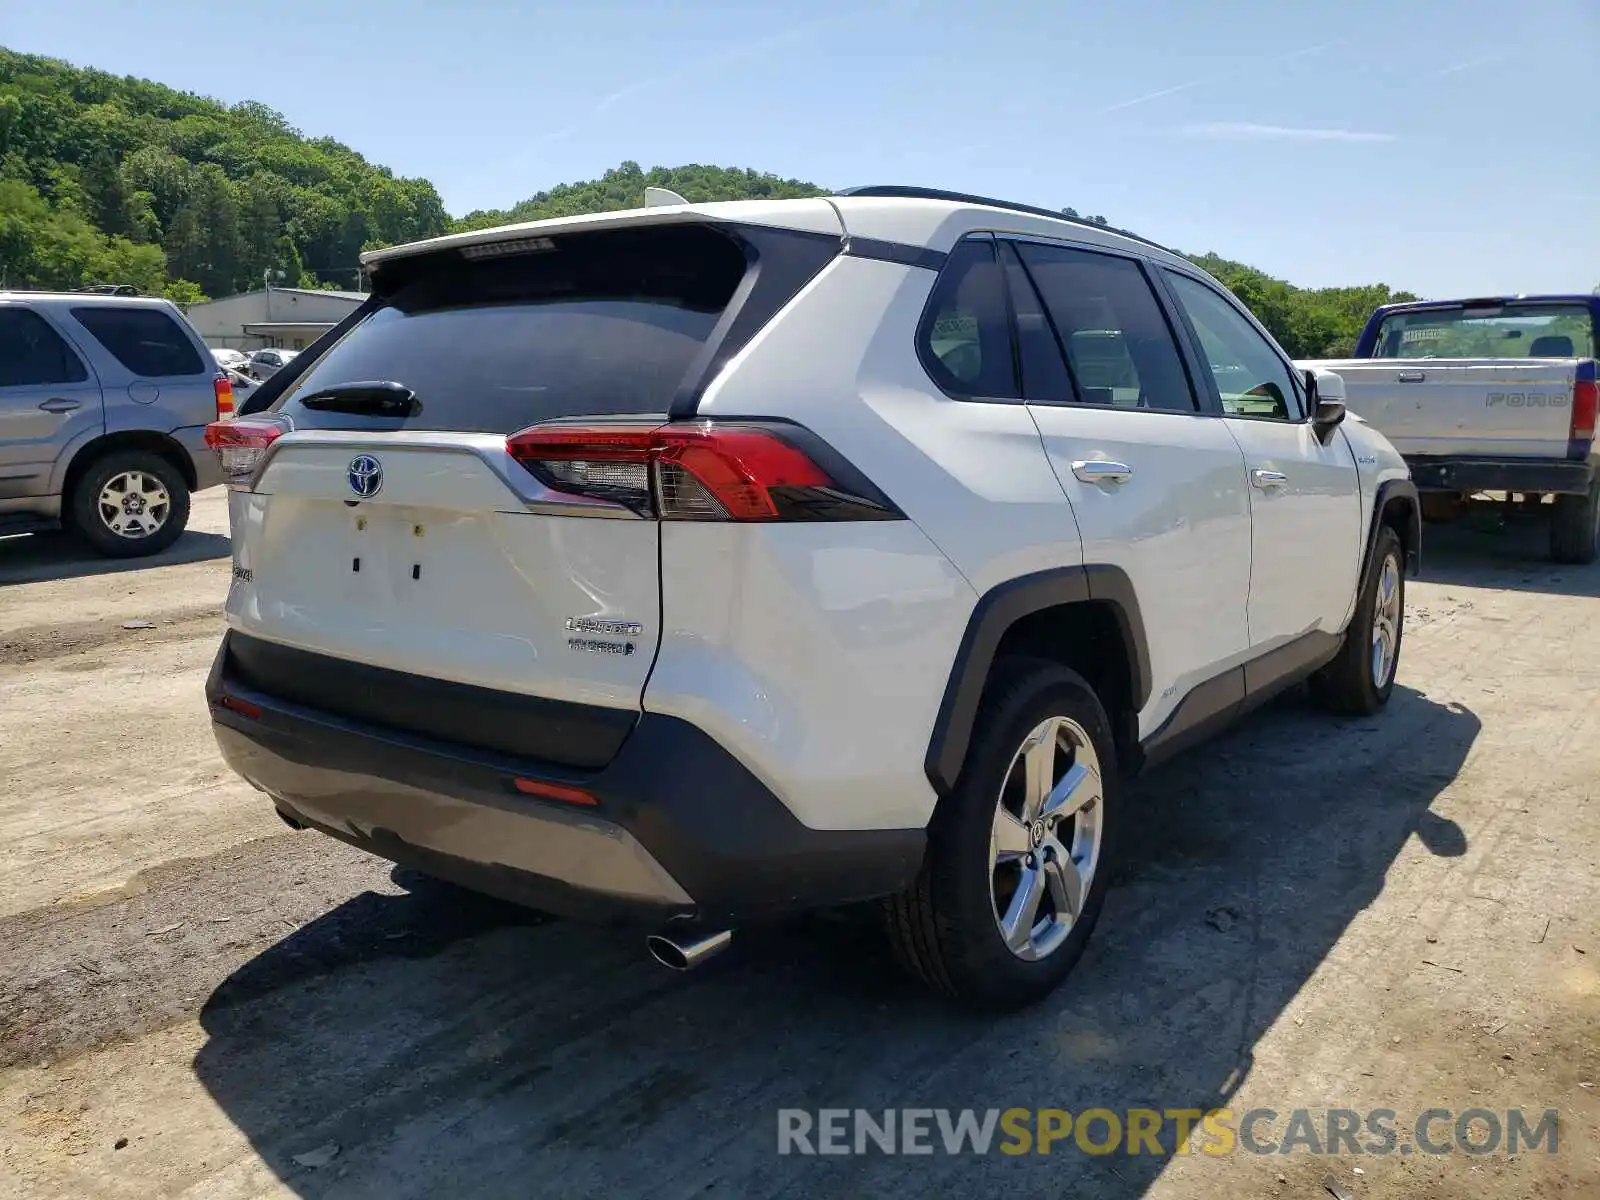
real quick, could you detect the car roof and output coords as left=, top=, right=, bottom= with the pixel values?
left=0, top=291, right=183, bottom=311
left=362, top=191, right=1187, bottom=274
left=1372, top=295, right=1600, bottom=314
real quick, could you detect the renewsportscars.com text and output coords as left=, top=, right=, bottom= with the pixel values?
left=777, top=1107, right=1560, bottom=1157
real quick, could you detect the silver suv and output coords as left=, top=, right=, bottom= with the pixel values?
left=246, top=348, right=298, bottom=381
left=0, top=292, right=228, bottom=556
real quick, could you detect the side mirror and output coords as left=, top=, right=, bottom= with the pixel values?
left=1306, top=368, right=1347, bottom=444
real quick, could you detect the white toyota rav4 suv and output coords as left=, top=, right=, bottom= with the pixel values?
left=205, top=187, right=1419, bottom=1011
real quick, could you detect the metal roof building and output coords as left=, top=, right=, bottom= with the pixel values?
left=185, top=286, right=367, bottom=351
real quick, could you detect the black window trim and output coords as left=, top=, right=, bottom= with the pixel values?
left=994, top=233, right=1205, bottom=417
left=0, top=304, right=94, bottom=388
left=1154, top=265, right=1310, bottom=425
left=997, top=240, right=1080, bottom=406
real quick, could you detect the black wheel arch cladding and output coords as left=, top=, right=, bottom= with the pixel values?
left=924, top=564, right=1150, bottom=796
left=1370, top=478, right=1421, bottom=576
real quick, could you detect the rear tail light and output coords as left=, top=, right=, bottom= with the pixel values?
left=1570, top=366, right=1598, bottom=447
left=505, top=422, right=901, bottom=522
left=213, top=372, right=235, bottom=418
left=205, top=416, right=288, bottom=490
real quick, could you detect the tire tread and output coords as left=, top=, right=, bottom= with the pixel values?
left=1550, top=483, right=1600, bottom=565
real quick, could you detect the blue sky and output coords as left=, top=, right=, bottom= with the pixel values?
left=6, top=0, right=1597, bottom=296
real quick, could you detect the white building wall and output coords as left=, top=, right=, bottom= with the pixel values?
left=188, top=288, right=367, bottom=349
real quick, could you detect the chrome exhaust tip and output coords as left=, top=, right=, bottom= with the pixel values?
left=646, top=926, right=733, bottom=971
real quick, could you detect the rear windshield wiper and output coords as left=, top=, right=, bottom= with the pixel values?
left=297, top=381, right=420, bottom=417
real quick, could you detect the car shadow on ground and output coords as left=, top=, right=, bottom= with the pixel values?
left=193, top=684, right=1477, bottom=1199
left=0, top=527, right=230, bottom=586
left=1419, top=503, right=1600, bottom=597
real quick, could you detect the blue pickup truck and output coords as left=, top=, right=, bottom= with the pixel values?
left=1305, top=293, right=1600, bottom=563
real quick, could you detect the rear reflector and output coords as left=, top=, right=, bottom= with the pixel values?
left=506, top=421, right=900, bottom=522
left=214, top=372, right=235, bottom=418
left=205, top=416, right=289, bottom=490
left=512, top=777, right=600, bottom=806
left=216, top=694, right=262, bottom=720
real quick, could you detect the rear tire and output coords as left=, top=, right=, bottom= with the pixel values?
left=69, top=449, right=190, bottom=558
left=1550, top=481, right=1600, bottom=565
left=885, top=658, right=1119, bottom=1011
left=1310, top=526, right=1404, bottom=715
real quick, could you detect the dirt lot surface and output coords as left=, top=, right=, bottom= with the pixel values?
left=1, top=494, right=1597, bottom=1199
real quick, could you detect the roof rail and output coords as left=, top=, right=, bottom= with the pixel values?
left=835, top=185, right=1173, bottom=253
left=73, top=283, right=142, bottom=296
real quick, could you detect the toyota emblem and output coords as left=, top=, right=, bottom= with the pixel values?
left=348, top=455, right=383, bottom=498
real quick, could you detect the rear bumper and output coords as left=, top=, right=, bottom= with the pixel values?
left=173, top=424, right=223, bottom=491
left=1405, top=455, right=1595, bottom=496
left=207, top=633, right=924, bottom=924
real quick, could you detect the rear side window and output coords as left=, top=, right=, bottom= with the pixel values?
left=1013, top=244, right=1196, bottom=412
left=280, top=224, right=751, bottom=433
left=71, top=307, right=205, bottom=378
left=917, top=238, right=1021, bottom=399
left=0, top=308, right=88, bottom=387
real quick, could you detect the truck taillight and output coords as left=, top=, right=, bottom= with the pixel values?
left=1571, top=373, right=1598, bottom=444
left=505, top=421, right=902, bottom=522
left=205, top=417, right=287, bottom=489
left=213, top=372, right=235, bottom=418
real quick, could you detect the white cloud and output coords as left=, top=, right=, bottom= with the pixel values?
left=1181, top=122, right=1397, bottom=143
left=1096, top=79, right=1209, bottom=115
left=1438, top=53, right=1504, bottom=75
left=1096, top=39, right=1344, bottom=114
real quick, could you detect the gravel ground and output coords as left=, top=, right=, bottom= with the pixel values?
left=0, top=493, right=1596, bottom=1199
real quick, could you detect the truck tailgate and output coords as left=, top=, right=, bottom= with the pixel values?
left=1308, top=358, right=1580, bottom=459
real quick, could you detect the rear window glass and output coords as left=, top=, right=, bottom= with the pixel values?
left=71, top=307, right=205, bottom=377
left=278, top=224, right=750, bottom=433
left=1374, top=304, right=1598, bottom=360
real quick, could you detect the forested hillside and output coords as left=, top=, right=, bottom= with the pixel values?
left=0, top=48, right=448, bottom=302
left=1186, top=255, right=1415, bottom=358
left=452, top=161, right=825, bottom=231
left=1, top=47, right=1414, bottom=355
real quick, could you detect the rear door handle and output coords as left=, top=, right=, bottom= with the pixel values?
left=1071, top=460, right=1133, bottom=485
left=1397, top=370, right=1426, bottom=383
left=1251, top=468, right=1288, bottom=490
left=38, top=397, right=81, bottom=413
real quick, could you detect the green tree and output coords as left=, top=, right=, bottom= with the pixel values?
left=161, top=278, right=207, bottom=309
left=0, top=46, right=445, bottom=297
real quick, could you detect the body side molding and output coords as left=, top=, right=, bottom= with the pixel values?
left=1139, top=629, right=1342, bottom=770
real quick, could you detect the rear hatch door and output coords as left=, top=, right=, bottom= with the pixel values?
left=226, top=221, right=767, bottom=759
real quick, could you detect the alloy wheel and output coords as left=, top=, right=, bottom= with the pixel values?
left=1370, top=553, right=1402, bottom=689
left=989, top=715, right=1105, bottom=962
left=97, top=470, right=171, bottom=540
